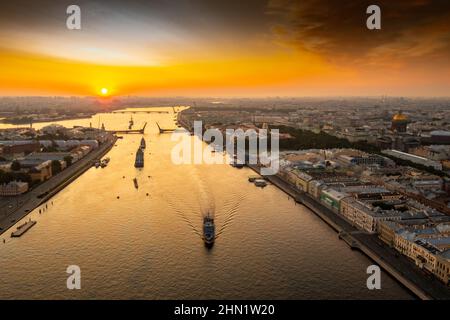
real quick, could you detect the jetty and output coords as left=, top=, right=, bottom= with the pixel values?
left=11, top=220, right=37, bottom=237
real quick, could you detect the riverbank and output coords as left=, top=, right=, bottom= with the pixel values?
left=247, top=164, right=450, bottom=300
left=0, top=135, right=117, bottom=237
left=0, top=114, right=94, bottom=125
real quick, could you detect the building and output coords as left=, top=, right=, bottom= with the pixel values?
left=430, top=130, right=450, bottom=145
left=308, top=180, right=324, bottom=198
left=25, top=151, right=81, bottom=163
left=409, top=175, right=443, bottom=193
left=39, top=139, right=99, bottom=151
left=26, top=160, right=52, bottom=181
left=391, top=112, right=408, bottom=133
left=40, top=124, right=68, bottom=135
left=319, top=188, right=348, bottom=213
left=340, top=197, right=402, bottom=233
left=0, top=141, right=40, bottom=159
left=337, top=154, right=390, bottom=167
left=379, top=220, right=398, bottom=247
left=0, top=181, right=29, bottom=196
left=376, top=136, right=393, bottom=150
left=284, top=169, right=312, bottom=192
left=388, top=222, right=450, bottom=284
left=435, top=253, right=450, bottom=285
left=383, top=149, right=443, bottom=171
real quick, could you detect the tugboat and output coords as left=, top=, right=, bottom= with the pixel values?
left=140, top=137, right=146, bottom=149
left=134, top=147, right=144, bottom=168
left=203, top=215, right=215, bottom=248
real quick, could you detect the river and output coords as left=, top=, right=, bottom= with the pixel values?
left=0, top=107, right=413, bottom=299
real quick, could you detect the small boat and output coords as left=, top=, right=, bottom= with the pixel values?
left=140, top=137, right=146, bottom=149
left=133, top=178, right=138, bottom=189
left=94, top=161, right=100, bottom=168
left=254, top=179, right=267, bottom=187
left=248, top=175, right=261, bottom=182
left=231, top=161, right=244, bottom=168
left=203, top=215, right=215, bottom=248
left=134, top=148, right=144, bottom=168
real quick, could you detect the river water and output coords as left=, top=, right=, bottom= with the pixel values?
left=0, top=107, right=413, bottom=299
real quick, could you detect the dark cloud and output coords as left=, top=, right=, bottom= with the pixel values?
left=1, top=0, right=449, bottom=67
left=0, top=0, right=268, bottom=36
left=266, top=0, right=450, bottom=65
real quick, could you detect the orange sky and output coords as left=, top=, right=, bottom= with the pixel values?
left=0, top=0, right=449, bottom=97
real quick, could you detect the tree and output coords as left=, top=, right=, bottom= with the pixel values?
left=11, top=160, right=21, bottom=171
left=64, top=156, right=73, bottom=166
left=51, top=160, right=62, bottom=175
left=0, top=171, right=30, bottom=184
left=43, top=145, right=58, bottom=152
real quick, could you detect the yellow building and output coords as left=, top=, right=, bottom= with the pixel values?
left=29, top=160, right=52, bottom=182
left=283, top=168, right=312, bottom=192
left=378, top=220, right=397, bottom=247
left=435, top=254, right=450, bottom=285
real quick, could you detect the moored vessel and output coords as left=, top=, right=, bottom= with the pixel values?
left=203, top=215, right=215, bottom=248
left=254, top=179, right=267, bottom=187
left=140, top=137, right=146, bottom=149
left=134, top=148, right=144, bottom=168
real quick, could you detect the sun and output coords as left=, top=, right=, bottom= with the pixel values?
left=100, top=88, right=109, bottom=96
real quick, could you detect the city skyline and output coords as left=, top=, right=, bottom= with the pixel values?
left=0, top=0, right=449, bottom=97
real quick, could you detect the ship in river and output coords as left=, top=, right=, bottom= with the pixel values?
left=140, top=137, right=146, bottom=149
left=134, top=148, right=144, bottom=168
left=133, top=178, right=139, bottom=189
left=128, top=115, right=134, bottom=129
left=203, top=215, right=215, bottom=248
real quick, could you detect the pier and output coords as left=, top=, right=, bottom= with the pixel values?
left=11, top=220, right=36, bottom=237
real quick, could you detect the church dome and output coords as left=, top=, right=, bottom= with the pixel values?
left=392, top=112, right=407, bottom=122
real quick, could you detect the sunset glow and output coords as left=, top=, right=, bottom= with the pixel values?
left=0, top=0, right=449, bottom=97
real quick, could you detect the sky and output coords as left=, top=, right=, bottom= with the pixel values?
left=0, top=0, right=449, bottom=97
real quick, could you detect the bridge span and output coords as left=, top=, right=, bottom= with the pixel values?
left=108, top=122, right=147, bottom=134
